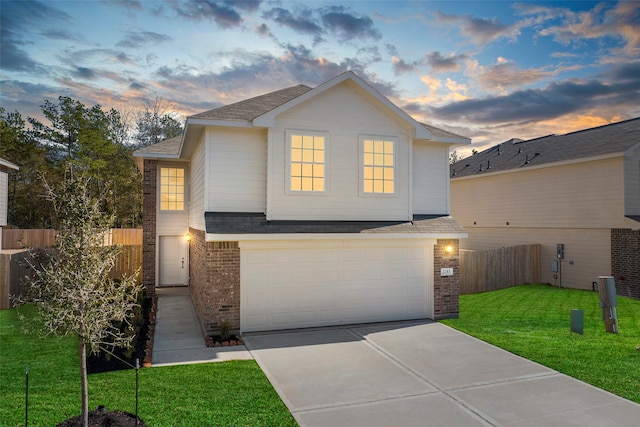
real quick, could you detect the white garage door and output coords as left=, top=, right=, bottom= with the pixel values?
left=241, top=240, right=434, bottom=332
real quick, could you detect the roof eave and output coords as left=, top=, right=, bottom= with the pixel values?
left=206, top=232, right=468, bottom=242
left=0, top=158, right=19, bottom=171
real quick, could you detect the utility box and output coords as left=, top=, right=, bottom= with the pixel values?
left=571, top=309, right=583, bottom=334
left=597, top=276, right=618, bottom=333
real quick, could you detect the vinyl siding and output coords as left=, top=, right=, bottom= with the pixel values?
left=460, top=227, right=610, bottom=290
left=0, top=171, right=7, bottom=226
left=268, top=82, right=413, bottom=221
left=206, top=127, right=267, bottom=213
left=624, top=144, right=640, bottom=216
left=413, top=141, right=449, bottom=214
left=451, top=157, right=627, bottom=229
left=189, top=136, right=206, bottom=231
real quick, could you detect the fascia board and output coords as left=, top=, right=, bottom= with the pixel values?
left=0, top=158, right=19, bottom=170
left=206, top=232, right=468, bottom=242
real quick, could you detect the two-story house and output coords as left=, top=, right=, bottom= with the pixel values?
left=135, top=71, right=470, bottom=335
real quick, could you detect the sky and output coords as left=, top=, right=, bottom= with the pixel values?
left=1, top=0, right=639, bottom=156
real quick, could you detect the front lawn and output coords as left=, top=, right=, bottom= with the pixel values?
left=441, top=284, right=640, bottom=404
left=0, top=305, right=297, bottom=426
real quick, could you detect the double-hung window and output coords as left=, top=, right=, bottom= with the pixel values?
left=160, top=167, right=185, bottom=210
left=288, top=131, right=326, bottom=193
left=361, top=136, right=395, bottom=194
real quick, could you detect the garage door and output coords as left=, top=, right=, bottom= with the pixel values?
left=241, top=240, right=434, bottom=332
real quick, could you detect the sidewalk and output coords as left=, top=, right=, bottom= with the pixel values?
left=151, top=287, right=252, bottom=366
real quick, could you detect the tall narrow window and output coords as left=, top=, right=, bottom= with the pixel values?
left=289, top=132, right=325, bottom=192
left=363, top=138, right=394, bottom=194
left=160, top=167, right=185, bottom=210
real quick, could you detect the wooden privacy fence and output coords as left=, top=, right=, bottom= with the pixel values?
left=2, top=228, right=142, bottom=249
left=460, top=244, right=541, bottom=295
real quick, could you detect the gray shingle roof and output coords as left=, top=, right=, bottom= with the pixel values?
left=205, top=212, right=466, bottom=235
left=133, top=135, right=182, bottom=157
left=420, top=123, right=466, bottom=140
left=451, top=118, right=640, bottom=178
left=191, top=85, right=312, bottom=122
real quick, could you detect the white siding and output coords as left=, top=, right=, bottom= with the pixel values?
left=206, top=127, right=267, bottom=213
left=413, top=141, right=449, bottom=214
left=624, top=144, right=640, bottom=216
left=189, top=136, right=206, bottom=231
left=0, top=171, right=7, bottom=226
left=268, top=83, right=413, bottom=221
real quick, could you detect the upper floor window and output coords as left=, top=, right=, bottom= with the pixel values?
left=160, top=167, right=185, bottom=210
left=362, top=137, right=395, bottom=194
left=288, top=131, right=326, bottom=192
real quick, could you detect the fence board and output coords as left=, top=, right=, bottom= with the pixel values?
left=110, top=245, right=142, bottom=284
left=460, top=244, right=541, bottom=294
left=2, top=228, right=142, bottom=249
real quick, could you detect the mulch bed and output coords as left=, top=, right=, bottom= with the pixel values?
left=206, top=334, right=244, bottom=347
left=87, top=297, right=153, bottom=374
left=56, top=407, right=147, bottom=427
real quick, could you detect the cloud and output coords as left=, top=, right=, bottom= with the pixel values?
left=0, top=1, right=70, bottom=73
left=320, top=5, right=381, bottom=41
left=436, top=11, right=518, bottom=46
left=431, top=62, right=640, bottom=124
left=108, top=0, right=144, bottom=11
left=72, top=67, right=97, bottom=80
left=117, top=31, right=172, bottom=48
left=262, top=5, right=381, bottom=44
left=391, top=56, right=420, bottom=74
left=518, top=1, right=640, bottom=56
left=427, top=51, right=466, bottom=72
left=171, top=0, right=259, bottom=28
left=477, top=62, right=554, bottom=92
left=262, top=7, right=323, bottom=37
left=39, top=29, right=86, bottom=42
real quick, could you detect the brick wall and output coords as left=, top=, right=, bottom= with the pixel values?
left=434, top=239, right=460, bottom=319
left=189, top=228, right=241, bottom=336
left=142, top=159, right=157, bottom=297
left=611, top=228, right=640, bottom=299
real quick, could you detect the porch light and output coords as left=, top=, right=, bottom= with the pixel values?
left=185, top=233, right=191, bottom=241
left=445, top=245, right=453, bottom=254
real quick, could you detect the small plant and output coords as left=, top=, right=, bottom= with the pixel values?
left=219, top=321, right=231, bottom=341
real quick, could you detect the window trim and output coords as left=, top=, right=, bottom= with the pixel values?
left=285, top=129, right=329, bottom=195
left=359, top=135, right=398, bottom=198
left=158, top=166, right=186, bottom=212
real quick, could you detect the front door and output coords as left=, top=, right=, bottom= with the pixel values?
left=159, top=235, right=188, bottom=287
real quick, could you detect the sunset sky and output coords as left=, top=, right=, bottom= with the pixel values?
left=1, top=0, right=639, bottom=156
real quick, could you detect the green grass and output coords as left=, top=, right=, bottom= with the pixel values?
left=0, top=305, right=297, bottom=426
left=441, top=284, right=640, bottom=403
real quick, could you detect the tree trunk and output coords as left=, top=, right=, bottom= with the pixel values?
left=79, top=335, right=89, bottom=427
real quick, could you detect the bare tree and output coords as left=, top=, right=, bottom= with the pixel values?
left=133, top=94, right=183, bottom=147
left=25, top=168, right=142, bottom=427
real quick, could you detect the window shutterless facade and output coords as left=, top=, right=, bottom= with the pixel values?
left=159, top=167, right=185, bottom=210
left=361, top=136, right=395, bottom=194
left=287, top=131, right=326, bottom=193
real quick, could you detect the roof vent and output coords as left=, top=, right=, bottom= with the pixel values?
left=517, top=148, right=522, bottom=154
left=487, top=160, right=491, bottom=169
left=524, top=155, right=530, bottom=165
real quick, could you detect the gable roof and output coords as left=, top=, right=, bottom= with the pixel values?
left=0, top=158, right=19, bottom=172
left=451, top=117, right=640, bottom=179
left=191, top=85, right=312, bottom=122
left=135, top=71, right=470, bottom=161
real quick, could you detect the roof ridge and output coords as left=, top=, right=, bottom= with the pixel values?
left=561, top=116, right=640, bottom=137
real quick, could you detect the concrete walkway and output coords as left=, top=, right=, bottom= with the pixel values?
left=244, top=321, right=640, bottom=427
left=151, top=287, right=252, bottom=366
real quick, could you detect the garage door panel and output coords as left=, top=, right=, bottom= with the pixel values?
left=241, top=240, right=434, bottom=332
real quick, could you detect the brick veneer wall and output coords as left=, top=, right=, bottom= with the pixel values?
left=189, top=228, right=241, bottom=336
left=611, top=228, right=639, bottom=299
left=434, top=239, right=460, bottom=319
left=142, top=159, right=157, bottom=297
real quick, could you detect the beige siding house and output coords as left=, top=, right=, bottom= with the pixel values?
left=0, top=158, right=19, bottom=251
left=451, top=118, right=640, bottom=298
left=135, top=72, right=470, bottom=335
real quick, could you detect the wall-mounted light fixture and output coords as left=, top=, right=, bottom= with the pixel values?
left=445, top=245, right=453, bottom=254
left=185, top=233, right=191, bottom=241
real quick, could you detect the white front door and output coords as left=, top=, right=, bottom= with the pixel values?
left=159, top=235, right=188, bottom=287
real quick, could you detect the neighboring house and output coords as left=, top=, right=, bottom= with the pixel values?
left=451, top=118, right=640, bottom=298
left=135, top=71, right=469, bottom=335
left=0, top=158, right=19, bottom=251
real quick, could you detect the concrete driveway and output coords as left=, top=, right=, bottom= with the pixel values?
left=244, top=321, right=640, bottom=427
